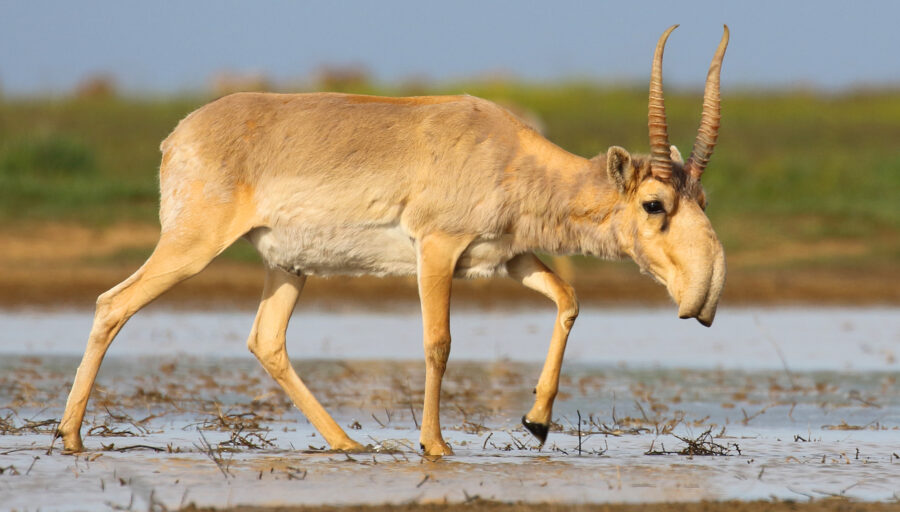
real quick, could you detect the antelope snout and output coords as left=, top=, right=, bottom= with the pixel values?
left=678, top=295, right=713, bottom=326
left=678, top=301, right=705, bottom=322
left=676, top=242, right=726, bottom=327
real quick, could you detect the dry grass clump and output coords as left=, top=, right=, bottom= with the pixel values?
left=645, top=428, right=738, bottom=457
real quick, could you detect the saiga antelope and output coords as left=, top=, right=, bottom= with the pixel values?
left=57, top=25, right=728, bottom=456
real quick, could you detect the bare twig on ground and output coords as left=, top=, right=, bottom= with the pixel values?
left=194, top=430, right=231, bottom=479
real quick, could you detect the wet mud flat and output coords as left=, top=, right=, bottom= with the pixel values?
left=1, top=308, right=899, bottom=510
left=184, top=502, right=900, bottom=512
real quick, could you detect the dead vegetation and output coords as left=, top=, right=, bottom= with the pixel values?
left=0, top=356, right=896, bottom=467
left=645, top=428, right=738, bottom=457
left=218, top=428, right=276, bottom=451
left=1, top=351, right=898, bottom=510
left=0, top=413, right=57, bottom=435
left=189, top=405, right=274, bottom=433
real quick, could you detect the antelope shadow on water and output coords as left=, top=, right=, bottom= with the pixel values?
left=57, top=25, right=729, bottom=457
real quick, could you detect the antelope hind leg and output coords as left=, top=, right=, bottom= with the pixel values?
left=507, top=253, right=579, bottom=446
left=247, top=268, right=364, bottom=452
left=56, top=234, right=227, bottom=452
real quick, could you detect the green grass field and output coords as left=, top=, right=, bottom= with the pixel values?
left=1, top=83, right=897, bottom=271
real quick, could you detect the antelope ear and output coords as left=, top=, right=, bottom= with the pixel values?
left=606, top=146, right=634, bottom=193
left=669, top=145, right=684, bottom=165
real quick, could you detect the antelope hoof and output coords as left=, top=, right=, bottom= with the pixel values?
left=420, top=440, right=454, bottom=457
left=57, top=430, right=85, bottom=454
left=333, top=439, right=367, bottom=453
left=522, top=416, right=549, bottom=445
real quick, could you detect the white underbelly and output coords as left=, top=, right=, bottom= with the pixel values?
left=247, top=224, right=517, bottom=278
left=248, top=223, right=418, bottom=277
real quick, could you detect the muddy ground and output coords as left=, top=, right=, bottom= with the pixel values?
left=183, top=501, right=900, bottom=512
left=1, top=307, right=899, bottom=510
left=3, top=354, right=899, bottom=509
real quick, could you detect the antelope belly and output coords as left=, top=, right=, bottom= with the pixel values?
left=247, top=224, right=517, bottom=279
left=247, top=223, right=418, bottom=277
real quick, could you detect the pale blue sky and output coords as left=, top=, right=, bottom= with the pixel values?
left=1, top=0, right=898, bottom=95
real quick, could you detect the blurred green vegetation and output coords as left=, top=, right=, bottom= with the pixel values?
left=1, top=84, right=897, bottom=268
left=0, top=97, right=197, bottom=223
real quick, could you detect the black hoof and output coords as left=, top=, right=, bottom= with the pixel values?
left=522, top=416, right=549, bottom=445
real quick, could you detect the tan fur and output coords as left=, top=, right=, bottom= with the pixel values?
left=58, top=62, right=726, bottom=455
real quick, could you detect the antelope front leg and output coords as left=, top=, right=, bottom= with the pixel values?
left=416, top=232, right=472, bottom=456
left=507, top=253, right=579, bottom=446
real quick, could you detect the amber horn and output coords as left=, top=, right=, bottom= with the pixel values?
left=648, top=25, right=678, bottom=181
left=685, top=25, right=729, bottom=180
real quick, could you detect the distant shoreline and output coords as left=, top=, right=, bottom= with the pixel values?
left=1, top=223, right=896, bottom=310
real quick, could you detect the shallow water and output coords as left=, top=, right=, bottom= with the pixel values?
left=1, top=307, right=899, bottom=509
left=3, top=306, right=899, bottom=369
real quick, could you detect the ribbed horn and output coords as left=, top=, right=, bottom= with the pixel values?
left=685, top=25, right=729, bottom=180
left=648, top=25, right=678, bottom=181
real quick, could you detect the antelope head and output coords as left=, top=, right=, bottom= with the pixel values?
left=606, top=25, right=728, bottom=326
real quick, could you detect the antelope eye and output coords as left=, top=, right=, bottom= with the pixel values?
left=642, top=200, right=665, bottom=214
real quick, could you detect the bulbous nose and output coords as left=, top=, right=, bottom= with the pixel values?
left=678, top=300, right=707, bottom=324
left=698, top=242, right=726, bottom=326
left=679, top=240, right=726, bottom=327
